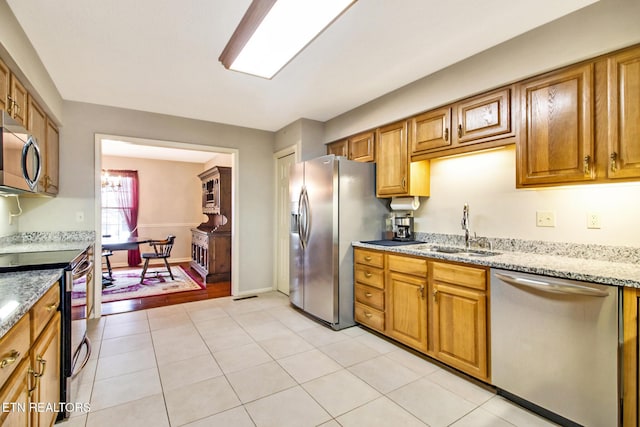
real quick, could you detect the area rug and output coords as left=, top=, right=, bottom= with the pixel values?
left=72, top=266, right=204, bottom=306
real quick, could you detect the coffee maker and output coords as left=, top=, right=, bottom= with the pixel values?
left=393, top=214, right=414, bottom=241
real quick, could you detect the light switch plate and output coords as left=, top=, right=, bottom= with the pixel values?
left=536, top=211, right=555, bottom=227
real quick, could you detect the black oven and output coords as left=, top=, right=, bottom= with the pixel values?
left=61, top=246, right=94, bottom=419
left=0, top=244, right=94, bottom=421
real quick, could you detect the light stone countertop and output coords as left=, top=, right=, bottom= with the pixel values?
left=353, top=241, right=640, bottom=288
left=0, top=269, right=64, bottom=338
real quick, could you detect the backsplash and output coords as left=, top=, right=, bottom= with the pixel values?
left=414, top=232, right=640, bottom=264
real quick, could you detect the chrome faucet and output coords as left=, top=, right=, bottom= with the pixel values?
left=461, top=203, right=470, bottom=248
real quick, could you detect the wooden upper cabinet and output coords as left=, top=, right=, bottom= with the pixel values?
left=376, top=120, right=430, bottom=197
left=326, top=139, right=348, bottom=157
left=0, top=57, right=9, bottom=114
left=457, top=87, right=512, bottom=144
left=44, top=119, right=60, bottom=195
left=607, top=45, right=640, bottom=180
left=348, top=131, right=375, bottom=162
left=326, top=131, right=375, bottom=162
left=376, top=120, right=409, bottom=196
left=516, top=63, right=595, bottom=187
left=9, top=74, right=28, bottom=127
left=410, top=107, right=452, bottom=154
left=411, top=87, right=514, bottom=159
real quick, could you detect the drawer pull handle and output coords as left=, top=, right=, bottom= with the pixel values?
left=364, top=312, right=373, bottom=318
left=610, top=152, right=618, bottom=172
left=583, top=155, right=591, bottom=175
left=46, top=303, right=57, bottom=312
left=433, top=289, right=439, bottom=302
left=364, top=271, right=372, bottom=278
left=418, top=285, right=425, bottom=299
left=364, top=256, right=372, bottom=261
left=365, top=292, right=372, bottom=298
left=1, top=350, right=20, bottom=368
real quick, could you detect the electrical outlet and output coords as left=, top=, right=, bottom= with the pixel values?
left=587, top=212, right=601, bottom=229
left=536, top=211, right=555, bottom=227
left=75, top=211, right=84, bottom=222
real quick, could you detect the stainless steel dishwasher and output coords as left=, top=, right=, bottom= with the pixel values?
left=490, top=269, right=619, bottom=427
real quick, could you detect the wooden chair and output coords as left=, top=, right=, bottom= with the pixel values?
left=139, top=235, right=176, bottom=284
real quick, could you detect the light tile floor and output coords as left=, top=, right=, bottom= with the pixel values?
left=59, top=291, right=558, bottom=427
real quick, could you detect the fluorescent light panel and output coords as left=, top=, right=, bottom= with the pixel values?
left=220, top=0, right=355, bottom=79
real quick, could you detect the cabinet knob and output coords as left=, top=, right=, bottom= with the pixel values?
left=583, top=155, right=591, bottom=175
left=610, top=152, right=618, bottom=172
left=364, top=271, right=372, bottom=278
left=0, top=350, right=20, bottom=368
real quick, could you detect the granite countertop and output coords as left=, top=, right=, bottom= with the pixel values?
left=353, top=241, right=640, bottom=288
left=0, top=269, right=64, bottom=337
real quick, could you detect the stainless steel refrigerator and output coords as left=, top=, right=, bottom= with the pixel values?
left=289, top=155, right=388, bottom=330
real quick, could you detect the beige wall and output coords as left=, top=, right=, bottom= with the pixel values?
left=18, top=101, right=275, bottom=295
left=322, top=0, right=640, bottom=247
left=101, top=155, right=205, bottom=267
left=0, top=0, right=63, bottom=123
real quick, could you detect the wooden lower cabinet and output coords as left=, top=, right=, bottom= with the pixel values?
left=0, top=358, right=30, bottom=427
left=353, top=250, right=490, bottom=382
left=623, top=287, right=640, bottom=427
left=30, top=312, right=61, bottom=427
left=430, top=262, right=488, bottom=381
left=0, top=283, right=62, bottom=426
left=353, top=248, right=385, bottom=332
left=190, top=229, right=231, bottom=283
left=387, top=271, right=427, bottom=351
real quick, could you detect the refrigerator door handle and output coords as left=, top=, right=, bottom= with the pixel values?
left=303, top=188, right=311, bottom=245
left=298, top=188, right=308, bottom=249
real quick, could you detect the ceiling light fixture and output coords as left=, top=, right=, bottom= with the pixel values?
left=219, top=0, right=356, bottom=79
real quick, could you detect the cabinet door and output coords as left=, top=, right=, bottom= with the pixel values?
left=432, top=282, right=487, bottom=380
left=30, top=313, right=61, bottom=427
left=517, top=63, right=595, bottom=187
left=349, top=131, right=375, bottom=162
left=0, top=359, right=30, bottom=427
left=9, top=75, right=27, bottom=127
left=387, top=271, right=427, bottom=351
left=456, top=87, right=512, bottom=144
left=410, top=107, right=452, bottom=155
left=376, top=120, right=409, bottom=197
left=607, top=46, right=640, bottom=179
left=326, top=139, right=348, bottom=157
left=0, top=58, right=9, bottom=113
left=44, top=119, right=60, bottom=195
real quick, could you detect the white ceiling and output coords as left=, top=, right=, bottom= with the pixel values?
left=101, top=138, right=230, bottom=164
left=7, top=0, right=597, bottom=132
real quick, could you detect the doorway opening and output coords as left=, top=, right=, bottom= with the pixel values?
left=93, top=134, right=240, bottom=316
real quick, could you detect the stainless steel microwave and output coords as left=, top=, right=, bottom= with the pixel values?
left=0, top=111, right=41, bottom=193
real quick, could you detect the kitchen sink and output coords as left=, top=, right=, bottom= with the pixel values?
left=429, top=246, right=500, bottom=257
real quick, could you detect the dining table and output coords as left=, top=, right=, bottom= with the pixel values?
left=101, top=235, right=151, bottom=286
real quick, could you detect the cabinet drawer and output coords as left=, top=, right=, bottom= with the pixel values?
left=0, top=315, right=30, bottom=386
left=355, top=284, right=384, bottom=311
left=432, top=262, right=486, bottom=290
left=354, top=265, right=384, bottom=289
left=388, top=254, right=427, bottom=277
left=354, top=249, right=384, bottom=268
left=355, top=302, right=385, bottom=331
left=192, top=231, right=208, bottom=247
left=31, top=284, right=60, bottom=341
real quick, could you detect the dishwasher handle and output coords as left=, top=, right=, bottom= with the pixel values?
left=494, top=272, right=610, bottom=297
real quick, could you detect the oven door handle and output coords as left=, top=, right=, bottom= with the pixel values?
left=73, top=261, right=94, bottom=280
left=70, top=336, right=91, bottom=379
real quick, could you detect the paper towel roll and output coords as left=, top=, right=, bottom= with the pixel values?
left=390, top=196, right=420, bottom=211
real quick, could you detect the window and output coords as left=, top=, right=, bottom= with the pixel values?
left=101, top=170, right=137, bottom=240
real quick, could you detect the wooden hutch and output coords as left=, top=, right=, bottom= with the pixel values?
left=190, top=166, right=231, bottom=283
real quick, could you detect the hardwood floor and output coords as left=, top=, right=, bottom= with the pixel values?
left=75, top=261, right=232, bottom=318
